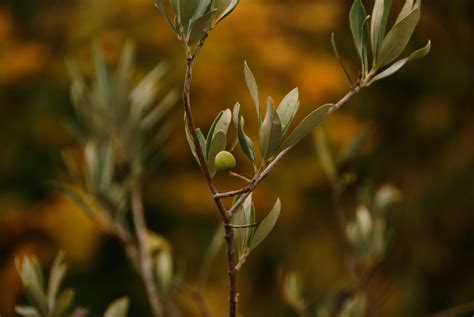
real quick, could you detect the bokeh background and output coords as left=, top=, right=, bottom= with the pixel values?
left=1, top=0, right=473, bottom=316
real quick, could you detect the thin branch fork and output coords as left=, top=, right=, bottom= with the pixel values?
left=182, top=35, right=369, bottom=317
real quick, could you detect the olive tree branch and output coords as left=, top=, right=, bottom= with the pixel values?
left=182, top=37, right=239, bottom=317
left=130, top=178, right=165, bottom=317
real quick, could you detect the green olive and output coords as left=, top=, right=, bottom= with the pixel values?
left=214, top=151, right=236, bottom=171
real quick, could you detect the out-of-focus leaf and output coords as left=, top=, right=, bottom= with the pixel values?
left=277, top=88, right=300, bottom=135
left=376, top=7, right=420, bottom=69
left=48, top=252, right=68, bottom=311
left=259, top=98, right=283, bottom=161
left=52, top=289, right=75, bottom=317
left=130, top=63, right=167, bottom=123
left=250, top=198, right=281, bottom=250
left=339, top=128, right=370, bottom=163
left=279, top=104, right=332, bottom=151
left=244, top=62, right=260, bottom=124
left=140, top=90, right=178, bottom=130
left=154, top=250, right=174, bottom=297
left=371, top=0, right=392, bottom=61
left=315, top=129, right=337, bottom=183
left=369, top=40, right=431, bottom=83
left=15, top=305, right=40, bottom=317
left=103, top=297, right=129, bottom=317
left=115, top=42, right=135, bottom=111
left=374, top=184, right=401, bottom=211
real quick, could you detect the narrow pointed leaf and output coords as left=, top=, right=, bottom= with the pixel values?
left=277, top=88, right=300, bottom=135
left=244, top=61, right=260, bottom=124
left=154, top=0, right=173, bottom=27
left=315, top=129, right=337, bottom=183
left=371, top=0, right=392, bottom=61
left=376, top=8, right=420, bottom=69
left=250, top=199, right=281, bottom=250
left=214, top=0, right=239, bottom=24
left=207, top=129, right=227, bottom=176
left=395, top=0, right=416, bottom=24
left=48, top=252, right=68, bottom=311
left=206, top=110, right=231, bottom=156
left=279, top=104, right=332, bottom=151
left=104, top=297, right=129, bottom=317
left=349, top=0, right=369, bottom=71
left=259, top=97, right=283, bottom=160
left=188, top=10, right=216, bottom=45
left=235, top=105, right=256, bottom=162
left=370, top=40, right=431, bottom=83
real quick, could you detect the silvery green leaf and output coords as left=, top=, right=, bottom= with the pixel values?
left=48, top=252, right=68, bottom=311
left=369, top=40, right=430, bottom=83
left=177, top=0, right=200, bottom=28
left=244, top=61, right=261, bottom=124
left=185, top=115, right=206, bottom=163
left=278, top=104, right=332, bottom=151
left=376, top=7, right=420, bottom=69
left=349, top=0, right=369, bottom=72
left=235, top=105, right=256, bottom=163
left=277, top=88, right=300, bottom=135
left=206, top=109, right=231, bottom=156
left=207, top=129, right=227, bottom=176
left=233, top=194, right=254, bottom=257
left=214, top=0, right=239, bottom=24
left=154, top=0, right=173, bottom=27
left=370, top=0, right=392, bottom=62
left=188, top=10, right=216, bottom=45
left=259, top=97, right=283, bottom=161
left=15, top=305, right=40, bottom=317
left=250, top=198, right=281, bottom=250
left=103, top=297, right=129, bottom=317
left=192, top=0, right=212, bottom=21
left=395, top=0, right=419, bottom=24
left=53, top=289, right=75, bottom=317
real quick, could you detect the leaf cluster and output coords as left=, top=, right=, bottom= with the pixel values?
left=347, top=0, right=430, bottom=85
left=15, top=252, right=129, bottom=317
left=154, top=0, right=239, bottom=54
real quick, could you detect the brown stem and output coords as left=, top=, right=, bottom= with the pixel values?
left=182, top=39, right=238, bottom=317
left=182, top=38, right=369, bottom=316
left=130, top=179, right=164, bottom=317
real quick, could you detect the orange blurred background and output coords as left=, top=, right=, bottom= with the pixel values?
left=0, top=0, right=473, bottom=316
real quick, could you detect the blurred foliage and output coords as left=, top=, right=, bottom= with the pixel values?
left=0, top=0, right=473, bottom=316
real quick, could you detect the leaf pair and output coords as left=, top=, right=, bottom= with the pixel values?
left=184, top=109, right=232, bottom=177
left=349, top=0, right=430, bottom=83
left=242, top=63, right=332, bottom=163
left=154, top=0, right=239, bottom=47
left=232, top=195, right=281, bottom=269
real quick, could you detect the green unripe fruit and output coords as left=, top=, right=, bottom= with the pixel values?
left=214, top=151, right=236, bottom=171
